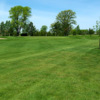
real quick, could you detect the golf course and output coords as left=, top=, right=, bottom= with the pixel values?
left=0, top=36, right=100, bottom=100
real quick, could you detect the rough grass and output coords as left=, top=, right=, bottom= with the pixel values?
left=0, top=36, right=100, bottom=100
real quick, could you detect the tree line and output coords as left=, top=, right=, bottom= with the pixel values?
left=0, top=6, right=100, bottom=36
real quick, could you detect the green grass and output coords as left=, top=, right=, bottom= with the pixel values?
left=0, top=36, right=100, bottom=100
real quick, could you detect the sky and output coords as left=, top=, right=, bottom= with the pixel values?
left=0, top=0, right=100, bottom=30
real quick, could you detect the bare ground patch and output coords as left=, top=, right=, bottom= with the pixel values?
left=0, top=38, right=6, bottom=40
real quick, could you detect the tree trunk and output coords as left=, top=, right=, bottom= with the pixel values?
left=17, top=29, right=19, bottom=36
left=17, top=27, right=21, bottom=36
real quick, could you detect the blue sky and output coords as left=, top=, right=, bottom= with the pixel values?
left=0, top=0, right=100, bottom=30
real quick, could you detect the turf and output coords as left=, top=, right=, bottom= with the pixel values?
left=0, top=36, right=100, bottom=100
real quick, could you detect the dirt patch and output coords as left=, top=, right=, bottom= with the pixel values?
left=0, top=38, right=6, bottom=40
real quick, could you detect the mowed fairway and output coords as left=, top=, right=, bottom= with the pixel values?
left=0, top=36, right=100, bottom=100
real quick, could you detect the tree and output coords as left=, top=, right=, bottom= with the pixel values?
left=50, top=21, right=62, bottom=36
left=4, top=21, right=11, bottom=36
left=0, top=21, right=14, bottom=36
left=94, top=20, right=100, bottom=49
left=80, top=29, right=89, bottom=35
left=0, top=23, right=1, bottom=36
left=8, top=26, right=15, bottom=36
left=75, top=25, right=81, bottom=35
left=56, top=10, right=76, bottom=36
left=88, top=28, right=94, bottom=36
left=40, top=25, right=48, bottom=36
left=28, top=22, right=36, bottom=36
left=95, top=21, right=100, bottom=35
left=71, top=29, right=77, bottom=35
left=9, top=6, right=31, bottom=36
left=22, top=22, right=36, bottom=36
left=0, top=22, right=5, bottom=36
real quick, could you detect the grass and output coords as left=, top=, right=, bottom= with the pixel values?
left=0, top=36, right=100, bottom=100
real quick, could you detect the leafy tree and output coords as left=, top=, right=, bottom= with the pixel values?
left=71, top=29, right=77, bottom=35
left=93, top=19, right=100, bottom=49
left=50, top=21, right=62, bottom=36
left=0, top=23, right=1, bottom=36
left=95, top=21, right=100, bottom=35
left=35, top=29, right=40, bottom=36
left=40, top=25, right=48, bottom=36
left=22, top=22, right=36, bottom=36
left=9, top=6, right=31, bottom=36
left=80, top=29, right=89, bottom=35
left=28, top=22, right=36, bottom=36
left=8, top=26, right=15, bottom=36
left=0, top=22, right=5, bottom=36
left=4, top=21, right=11, bottom=36
left=0, top=21, right=15, bottom=36
left=75, top=25, right=81, bottom=35
left=56, top=10, right=76, bottom=36
left=88, top=28, right=94, bottom=36
left=40, top=25, right=47, bottom=32
left=47, top=31, right=52, bottom=36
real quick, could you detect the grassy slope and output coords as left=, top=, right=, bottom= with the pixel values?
left=0, top=36, right=100, bottom=100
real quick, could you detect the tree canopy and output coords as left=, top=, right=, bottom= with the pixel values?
left=9, top=6, right=31, bottom=36
left=40, top=25, right=48, bottom=36
left=56, top=10, right=76, bottom=36
left=0, top=6, right=98, bottom=37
